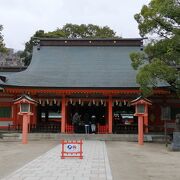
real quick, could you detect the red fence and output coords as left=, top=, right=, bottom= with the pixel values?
left=65, top=124, right=74, bottom=133
left=97, top=124, right=109, bottom=134
left=61, top=140, right=83, bottom=159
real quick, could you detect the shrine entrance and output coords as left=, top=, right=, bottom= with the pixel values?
left=67, top=101, right=107, bottom=133
left=112, top=103, right=138, bottom=134
left=34, top=103, right=61, bottom=132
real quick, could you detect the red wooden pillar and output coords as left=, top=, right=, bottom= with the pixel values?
left=108, top=96, right=113, bottom=133
left=32, top=105, right=37, bottom=125
left=144, top=116, right=148, bottom=133
left=138, top=116, right=144, bottom=145
left=61, top=96, right=66, bottom=133
left=22, top=114, right=28, bottom=144
left=65, top=102, right=68, bottom=130
left=28, top=115, right=31, bottom=133
left=13, top=104, right=17, bottom=126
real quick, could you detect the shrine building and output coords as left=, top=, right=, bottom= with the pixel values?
left=0, top=38, right=179, bottom=134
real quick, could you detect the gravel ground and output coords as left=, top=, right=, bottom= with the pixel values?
left=106, top=141, right=180, bottom=180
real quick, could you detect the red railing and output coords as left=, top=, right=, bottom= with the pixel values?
left=97, top=124, right=109, bottom=134
left=65, top=124, right=74, bottom=133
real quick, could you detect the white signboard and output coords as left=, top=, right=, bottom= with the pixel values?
left=64, top=143, right=80, bottom=153
left=61, top=140, right=83, bottom=159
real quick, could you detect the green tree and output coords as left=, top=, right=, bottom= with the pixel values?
left=22, top=24, right=119, bottom=66
left=59, top=23, right=117, bottom=38
left=130, top=0, right=180, bottom=96
left=0, top=25, right=7, bottom=53
left=20, top=30, right=46, bottom=66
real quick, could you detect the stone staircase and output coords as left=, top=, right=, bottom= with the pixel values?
left=0, top=132, right=169, bottom=143
left=0, top=133, right=20, bottom=141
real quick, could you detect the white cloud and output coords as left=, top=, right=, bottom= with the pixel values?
left=0, top=0, right=150, bottom=50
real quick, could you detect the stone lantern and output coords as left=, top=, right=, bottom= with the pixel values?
left=131, top=96, right=152, bottom=145
left=14, top=94, right=37, bottom=144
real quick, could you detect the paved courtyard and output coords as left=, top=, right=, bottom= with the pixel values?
left=0, top=140, right=58, bottom=179
left=2, top=141, right=112, bottom=180
left=0, top=140, right=180, bottom=180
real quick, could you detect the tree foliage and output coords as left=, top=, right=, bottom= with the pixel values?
left=22, top=24, right=118, bottom=66
left=0, top=25, right=7, bottom=53
left=20, top=30, right=45, bottom=66
left=130, top=0, right=180, bottom=96
left=47, top=24, right=117, bottom=38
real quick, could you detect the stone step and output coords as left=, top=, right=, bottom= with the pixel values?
left=0, top=133, right=169, bottom=143
left=0, top=133, right=20, bottom=141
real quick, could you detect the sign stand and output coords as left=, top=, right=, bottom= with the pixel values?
left=61, top=140, right=83, bottom=159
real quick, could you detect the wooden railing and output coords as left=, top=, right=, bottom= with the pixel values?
left=30, top=124, right=61, bottom=133
left=8, top=123, right=61, bottom=133
left=97, top=124, right=109, bottom=134
left=7, top=123, right=174, bottom=134
left=147, top=124, right=174, bottom=133
left=113, top=124, right=138, bottom=134
left=65, top=124, right=74, bottom=133
left=8, top=124, right=22, bottom=132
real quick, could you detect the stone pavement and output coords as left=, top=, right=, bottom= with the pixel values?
left=2, top=141, right=112, bottom=180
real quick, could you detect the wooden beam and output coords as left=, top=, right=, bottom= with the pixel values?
left=61, top=96, right=66, bottom=133
left=108, top=95, right=113, bottom=134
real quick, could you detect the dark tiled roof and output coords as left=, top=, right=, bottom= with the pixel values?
left=1, top=40, right=142, bottom=88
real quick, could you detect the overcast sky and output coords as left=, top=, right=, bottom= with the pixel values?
left=0, top=0, right=150, bottom=50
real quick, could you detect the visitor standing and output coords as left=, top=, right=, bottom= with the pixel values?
left=84, top=113, right=90, bottom=134
left=91, top=115, right=96, bottom=133
left=72, top=112, right=79, bottom=133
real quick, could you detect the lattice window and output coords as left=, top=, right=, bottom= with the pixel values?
left=0, top=107, right=11, bottom=118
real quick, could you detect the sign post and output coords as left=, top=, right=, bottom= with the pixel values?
left=61, top=140, right=83, bottom=159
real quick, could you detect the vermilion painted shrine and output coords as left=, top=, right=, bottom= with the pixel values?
left=0, top=38, right=179, bottom=134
